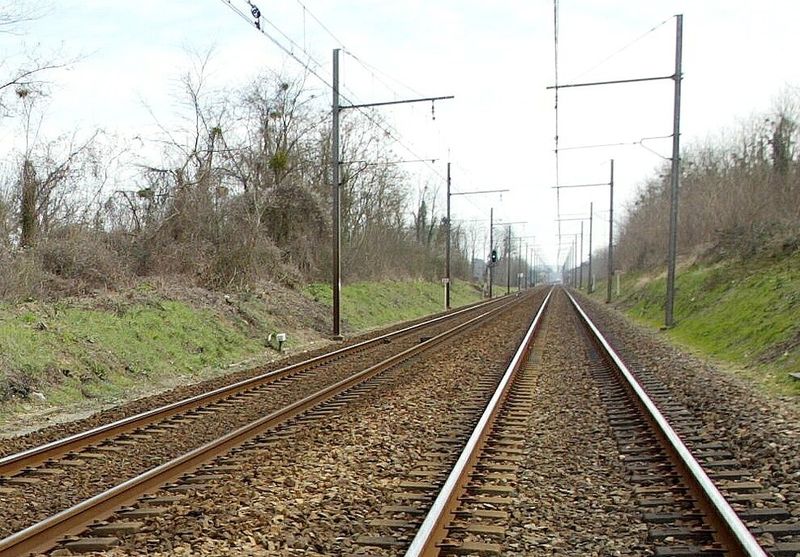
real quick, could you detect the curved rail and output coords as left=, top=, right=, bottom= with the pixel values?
left=404, top=287, right=554, bottom=556
left=0, top=295, right=510, bottom=476
left=0, top=295, right=524, bottom=557
left=564, top=290, right=766, bottom=557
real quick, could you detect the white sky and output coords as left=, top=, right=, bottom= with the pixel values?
left=2, top=0, right=799, bottom=269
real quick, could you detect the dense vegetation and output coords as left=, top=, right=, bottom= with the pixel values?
left=0, top=45, right=477, bottom=301
left=615, top=94, right=800, bottom=271
left=594, top=248, right=800, bottom=396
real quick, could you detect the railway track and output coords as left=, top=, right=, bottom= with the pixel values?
left=0, top=296, right=507, bottom=474
left=368, top=288, right=796, bottom=556
left=569, top=290, right=800, bottom=557
left=0, top=291, right=533, bottom=556
left=1, top=286, right=797, bottom=555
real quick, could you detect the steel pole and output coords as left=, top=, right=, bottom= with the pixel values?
left=506, top=226, right=511, bottom=295
left=488, top=208, right=494, bottom=299
left=579, top=220, right=584, bottom=289
left=665, top=14, right=683, bottom=327
left=445, top=162, right=451, bottom=310
left=588, top=202, right=594, bottom=293
left=606, top=159, right=614, bottom=304
left=525, top=243, right=529, bottom=289
left=573, top=237, right=578, bottom=287
left=331, top=49, right=342, bottom=338
left=517, top=237, right=522, bottom=292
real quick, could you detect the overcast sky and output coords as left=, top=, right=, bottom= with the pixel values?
left=2, top=0, right=799, bottom=269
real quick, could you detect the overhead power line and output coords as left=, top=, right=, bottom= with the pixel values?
left=552, top=0, right=562, bottom=262
left=293, top=0, right=346, bottom=48
left=216, top=0, right=448, bottom=186
left=568, top=16, right=672, bottom=82
left=219, top=0, right=497, bottom=222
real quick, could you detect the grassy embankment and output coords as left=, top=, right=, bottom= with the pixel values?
left=0, top=279, right=482, bottom=427
left=305, top=279, right=481, bottom=330
left=589, top=251, right=800, bottom=397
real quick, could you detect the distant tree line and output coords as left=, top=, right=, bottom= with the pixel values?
left=615, top=92, right=800, bottom=273
left=0, top=50, right=476, bottom=300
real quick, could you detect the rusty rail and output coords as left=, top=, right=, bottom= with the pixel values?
left=0, top=294, right=522, bottom=556
left=0, top=295, right=510, bottom=477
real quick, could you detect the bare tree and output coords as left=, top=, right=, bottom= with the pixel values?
left=0, top=2, right=66, bottom=118
left=14, top=87, right=99, bottom=247
left=617, top=93, right=800, bottom=270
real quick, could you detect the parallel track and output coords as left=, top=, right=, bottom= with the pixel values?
left=0, top=294, right=525, bottom=556
left=3, top=287, right=794, bottom=555
left=0, top=296, right=506, bottom=477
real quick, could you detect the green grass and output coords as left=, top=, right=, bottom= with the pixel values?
left=589, top=252, right=800, bottom=397
left=0, top=279, right=485, bottom=428
left=305, top=279, right=483, bottom=330
left=0, top=299, right=263, bottom=417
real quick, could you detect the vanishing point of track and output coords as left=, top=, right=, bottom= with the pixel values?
left=1, top=287, right=798, bottom=555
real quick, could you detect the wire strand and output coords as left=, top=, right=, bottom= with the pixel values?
left=553, top=0, right=562, bottom=262
left=216, top=0, right=329, bottom=86
left=568, top=16, right=672, bottom=82
left=294, top=0, right=347, bottom=48
left=216, top=0, right=446, bottom=187
left=343, top=49, right=426, bottom=99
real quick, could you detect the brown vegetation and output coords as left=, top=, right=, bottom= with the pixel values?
left=616, top=94, right=800, bottom=272
left=0, top=54, right=476, bottom=300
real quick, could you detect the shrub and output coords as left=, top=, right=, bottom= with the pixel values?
left=38, top=227, right=125, bottom=290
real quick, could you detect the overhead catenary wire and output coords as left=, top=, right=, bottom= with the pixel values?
left=245, top=1, right=501, bottom=236
left=449, top=160, right=511, bottom=224
left=293, top=0, right=347, bottom=49
left=552, top=0, right=562, bottom=263
left=551, top=13, right=672, bottom=268
left=343, top=49, right=427, bottom=100
left=287, top=3, right=445, bottom=167
left=217, top=0, right=451, bottom=191
left=216, top=0, right=327, bottom=84
left=218, top=0, right=509, bottom=259
left=280, top=3, right=449, bottom=181
left=567, top=16, right=672, bottom=82
left=559, top=134, right=673, bottom=161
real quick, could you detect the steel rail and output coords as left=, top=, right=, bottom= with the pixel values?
left=404, top=287, right=554, bottom=556
left=0, top=294, right=525, bottom=557
left=565, top=290, right=766, bottom=557
left=0, top=295, right=508, bottom=477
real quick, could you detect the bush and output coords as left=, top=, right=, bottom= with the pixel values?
left=203, top=229, right=285, bottom=289
left=38, top=228, right=125, bottom=289
left=0, top=369, right=37, bottom=401
left=0, top=228, right=125, bottom=300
